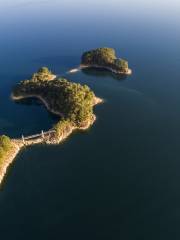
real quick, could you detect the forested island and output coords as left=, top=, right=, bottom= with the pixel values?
left=0, top=67, right=102, bottom=185
left=12, top=67, right=101, bottom=129
left=81, top=47, right=132, bottom=75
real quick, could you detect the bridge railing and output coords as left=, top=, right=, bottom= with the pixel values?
left=22, top=130, right=56, bottom=141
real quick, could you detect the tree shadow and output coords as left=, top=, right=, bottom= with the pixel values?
left=13, top=98, right=60, bottom=121
left=14, top=98, right=42, bottom=106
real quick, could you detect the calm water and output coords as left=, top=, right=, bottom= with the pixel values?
left=0, top=0, right=180, bottom=239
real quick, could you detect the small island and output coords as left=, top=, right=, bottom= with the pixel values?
left=0, top=67, right=102, bottom=185
left=81, top=47, right=132, bottom=75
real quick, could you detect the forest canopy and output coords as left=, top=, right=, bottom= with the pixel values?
left=81, top=47, right=129, bottom=73
left=31, top=67, right=55, bottom=81
left=12, top=68, right=96, bottom=127
left=0, top=135, right=13, bottom=167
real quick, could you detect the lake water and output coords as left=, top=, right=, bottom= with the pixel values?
left=0, top=0, right=180, bottom=239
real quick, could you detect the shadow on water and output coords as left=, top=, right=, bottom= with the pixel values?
left=81, top=67, right=128, bottom=81
left=13, top=98, right=60, bottom=122
left=14, top=98, right=43, bottom=106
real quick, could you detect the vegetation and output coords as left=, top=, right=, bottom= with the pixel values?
left=81, top=47, right=129, bottom=73
left=0, top=135, right=13, bottom=167
left=31, top=67, right=55, bottom=81
left=54, top=119, right=72, bottom=138
left=12, top=68, right=96, bottom=129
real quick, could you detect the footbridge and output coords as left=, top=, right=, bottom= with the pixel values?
left=21, top=130, right=56, bottom=143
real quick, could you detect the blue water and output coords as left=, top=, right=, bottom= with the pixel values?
left=0, top=0, right=180, bottom=239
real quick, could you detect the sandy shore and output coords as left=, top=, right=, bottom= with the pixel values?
left=46, top=74, right=57, bottom=81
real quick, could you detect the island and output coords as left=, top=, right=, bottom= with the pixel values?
left=80, top=47, right=132, bottom=75
left=0, top=67, right=102, bottom=185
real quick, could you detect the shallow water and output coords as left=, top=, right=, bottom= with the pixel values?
left=0, top=0, right=180, bottom=239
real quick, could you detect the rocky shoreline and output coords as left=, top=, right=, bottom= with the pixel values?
left=80, top=64, right=132, bottom=75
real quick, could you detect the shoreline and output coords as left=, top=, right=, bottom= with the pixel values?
left=0, top=94, right=103, bottom=186
left=80, top=64, right=132, bottom=75
left=11, top=94, right=104, bottom=117
left=0, top=141, right=22, bottom=186
left=45, top=74, right=57, bottom=81
left=11, top=93, right=64, bottom=117
left=11, top=94, right=103, bottom=117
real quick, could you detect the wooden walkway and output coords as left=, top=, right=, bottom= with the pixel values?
left=22, top=130, right=55, bottom=141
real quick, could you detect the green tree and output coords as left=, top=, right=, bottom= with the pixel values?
left=0, top=135, right=12, bottom=151
left=114, top=58, right=128, bottom=70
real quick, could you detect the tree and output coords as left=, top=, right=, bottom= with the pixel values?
left=0, top=135, right=12, bottom=151
left=38, top=67, right=51, bottom=74
left=114, top=58, right=128, bottom=71
left=0, top=135, right=13, bottom=165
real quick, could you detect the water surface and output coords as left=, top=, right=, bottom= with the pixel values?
left=0, top=0, right=180, bottom=239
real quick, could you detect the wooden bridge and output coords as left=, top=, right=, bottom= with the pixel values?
left=21, top=130, right=56, bottom=143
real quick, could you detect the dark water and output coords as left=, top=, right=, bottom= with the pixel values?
left=0, top=0, right=180, bottom=239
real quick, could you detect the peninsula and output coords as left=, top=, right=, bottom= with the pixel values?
left=0, top=67, right=102, bottom=185
left=81, top=47, right=132, bottom=75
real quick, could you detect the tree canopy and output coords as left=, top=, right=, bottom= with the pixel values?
left=0, top=135, right=13, bottom=166
left=13, top=69, right=95, bottom=127
left=31, top=67, right=54, bottom=81
left=81, top=47, right=129, bottom=73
